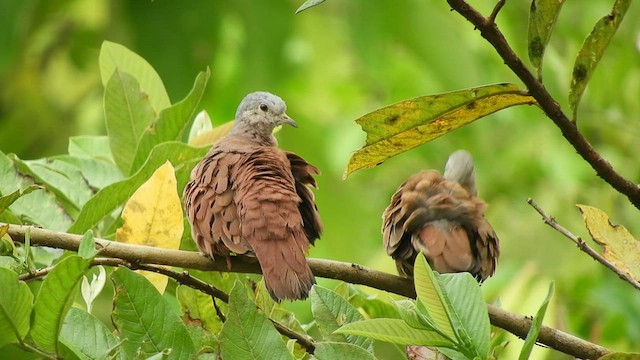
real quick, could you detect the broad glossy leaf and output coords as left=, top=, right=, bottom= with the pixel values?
left=314, top=342, right=377, bottom=360
left=68, top=136, right=115, bottom=163
left=116, top=161, right=183, bottom=292
left=31, top=256, right=91, bottom=353
left=0, top=268, right=33, bottom=348
left=311, top=285, right=373, bottom=351
left=336, top=319, right=452, bottom=347
left=111, top=267, right=195, bottom=359
left=296, top=0, right=326, bottom=14
left=104, top=70, right=157, bottom=175
left=69, top=142, right=207, bottom=234
left=577, top=204, right=640, bottom=280
left=219, top=282, right=293, bottom=360
left=569, top=0, right=631, bottom=121
left=0, top=185, right=41, bottom=213
left=519, top=282, right=554, bottom=360
left=528, top=0, right=565, bottom=78
left=99, top=41, right=171, bottom=112
left=188, top=121, right=234, bottom=147
left=413, top=254, right=455, bottom=339
left=54, top=155, right=122, bottom=190
left=130, top=69, right=210, bottom=173
left=345, top=83, right=536, bottom=177
left=60, top=307, right=123, bottom=360
left=439, top=273, right=491, bottom=358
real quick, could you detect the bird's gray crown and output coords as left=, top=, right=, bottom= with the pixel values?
left=444, top=150, right=477, bottom=195
left=235, top=91, right=287, bottom=120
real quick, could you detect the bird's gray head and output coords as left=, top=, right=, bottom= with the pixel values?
left=230, top=92, right=297, bottom=143
left=443, top=150, right=477, bottom=196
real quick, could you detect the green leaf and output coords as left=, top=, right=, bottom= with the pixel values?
left=295, top=0, right=326, bottom=14
left=519, top=282, right=554, bottom=360
left=111, top=267, right=195, bottom=360
left=527, top=0, right=565, bottom=79
left=0, top=185, right=41, bottom=214
left=176, top=285, right=224, bottom=333
left=31, top=255, right=92, bottom=354
left=68, top=136, right=116, bottom=163
left=130, top=68, right=211, bottom=173
left=344, top=83, right=536, bottom=178
left=219, top=282, right=293, bottom=360
left=59, top=307, right=123, bottom=360
left=54, top=155, right=122, bottom=190
left=68, top=142, right=207, bottom=234
left=336, top=319, right=452, bottom=347
left=348, top=288, right=400, bottom=320
left=0, top=268, right=33, bottom=348
left=311, top=285, right=373, bottom=351
left=413, top=254, right=456, bottom=339
left=0, top=151, right=73, bottom=231
left=77, top=230, right=97, bottom=259
left=394, top=299, right=436, bottom=330
left=314, top=341, right=378, bottom=360
left=99, top=41, right=171, bottom=112
left=439, top=273, right=491, bottom=359
left=104, top=69, right=157, bottom=175
left=568, top=0, right=631, bottom=121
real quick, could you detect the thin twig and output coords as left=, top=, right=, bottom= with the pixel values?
left=5, top=223, right=610, bottom=359
left=527, top=198, right=640, bottom=291
left=488, top=0, right=506, bottom=23
left=446, top=0, right=640, bottom=211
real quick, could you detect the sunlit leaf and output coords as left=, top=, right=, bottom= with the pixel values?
left=296, top=0, right=326, bottom=14
left=176, top=285, right=224, bottom=334
left=130, top=69, right=211, bottom=173
left=31, top=256, right=92, bottom=354
left=99, top=41, right=171, bottom=112
left=188, top=111, right=214, bottom=143
left=189, top=121, right=234, bottom=148
left=111, top=267, right=195, bottom=359
left=336, top=319, right=452, bottom=347
left=68, top=136, right=116, bottom=163
left=116, top=161, right=183, bottom=292
left=577, top=204, right=640, bottom=280
left=219, top=282, right=293, bottom=360
left=528, top=0, right=566, bottom=79
left=0, top=268, right=33, bottom=348
left=413, top=254, right=455, bottom=339
left=60, top=307, right=123, bottom=360
left=568, top=0, right=631, bottom=121
left=344, top=83, right=536, bottom=178
left=519, top=282, right=554, bottom=360
left=69, top=142, right=207, bottom=234
left=104, top=70, right=157, bottom=175
left=0, top=185, right=41, bottom=213
left=314, top=342, right=378, bottom=360
left=54, top=155, right=122, bottom=190
left=311, top=285, right=373, bottom=351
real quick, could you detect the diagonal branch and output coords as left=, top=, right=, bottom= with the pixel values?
left=4, top=223, right=610, bottom=359
left=446, top=0, right=640, bottom=211
left=527, top=198, right=640, bottom=291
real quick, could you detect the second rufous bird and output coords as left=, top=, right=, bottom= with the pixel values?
left=382, top=150, right=499, bottom=281
left=184, top=92, right=322, bottom=301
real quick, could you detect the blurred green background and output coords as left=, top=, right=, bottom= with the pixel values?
left=1, top=0, right=639, bottom=357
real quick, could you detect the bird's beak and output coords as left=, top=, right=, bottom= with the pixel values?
left=279, top=113, right=298, bottom=128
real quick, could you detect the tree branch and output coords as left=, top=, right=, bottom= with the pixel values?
left=445, top=0, right=640, bottom=211
left=4, top=223, right=610, bottom=359
left=527, top=198, right=640, bottom=291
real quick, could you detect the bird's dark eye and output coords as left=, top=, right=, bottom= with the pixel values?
left=259, top=104, right=268, bottom=112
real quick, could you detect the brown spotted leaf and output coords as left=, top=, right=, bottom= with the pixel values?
left=577, top=204, right=640, bottom=281
left=344, top=83, right=536, bottom=178
left=568, top=0, right=631, bottom=121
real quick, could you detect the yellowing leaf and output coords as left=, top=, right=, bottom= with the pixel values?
left=577, top=204, right=640, bottom=281
left=344, top=83, right=536, bottom=178
left=116, top=161, right=184, bottom=292
left=189, top=121, right=234, bottom=147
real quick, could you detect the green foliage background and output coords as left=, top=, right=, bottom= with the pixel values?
left=1, top=0, right=639, bottom=358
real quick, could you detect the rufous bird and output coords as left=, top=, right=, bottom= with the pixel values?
left=382, top=150, right=499, bottom=281
left=184, top=92, right=322, bottom=301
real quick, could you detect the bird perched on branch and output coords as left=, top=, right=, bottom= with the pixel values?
left=382, top=150, right=499, bottom=282
left=184, top=92, right=322, bottom=301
